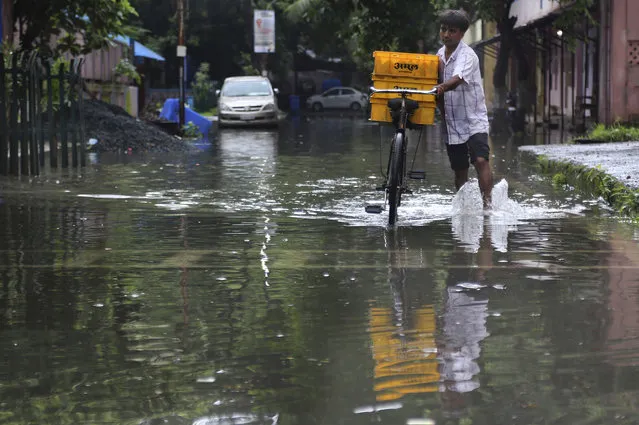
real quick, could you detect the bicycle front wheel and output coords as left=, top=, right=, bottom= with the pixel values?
left=387, top=132, right=404, bottom=226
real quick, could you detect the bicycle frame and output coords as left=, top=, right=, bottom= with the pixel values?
left=366, top=87, right=437, bottom=225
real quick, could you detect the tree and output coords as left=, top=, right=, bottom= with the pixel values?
left=12, top=0, right=139, bottom=56
left=285, top=0, right=440, bottom=71
left=191, top=62, right=215, bottom=111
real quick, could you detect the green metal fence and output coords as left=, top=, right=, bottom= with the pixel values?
left=0, top=52, right=86, bottom=176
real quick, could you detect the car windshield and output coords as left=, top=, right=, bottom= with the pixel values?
left=222, top=80, right=272, bottom=97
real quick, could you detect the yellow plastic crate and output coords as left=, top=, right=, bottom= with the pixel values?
left=373, top=51, right=439, bottom=80
left=369, top=98, right=436, bottom=126
left=371, top=77, right=438, bottom=102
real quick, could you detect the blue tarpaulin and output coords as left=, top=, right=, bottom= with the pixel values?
left=114, top=35, right=165, bottom=61
left=160, top=99, right=213, bottom=137
left=78, top=16, right=164, bottom=61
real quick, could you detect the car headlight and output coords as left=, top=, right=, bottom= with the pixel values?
left=262, top=103, right=275, bottom=111
left=220, top=103, right=232, bottom=111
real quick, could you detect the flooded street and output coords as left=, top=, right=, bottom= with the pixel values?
left=2, top=115, right=639, bottom=425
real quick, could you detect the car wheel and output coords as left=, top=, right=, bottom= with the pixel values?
left=350, top=102, right=362, bottom=111
left=312, top=102, right=323, bottom=112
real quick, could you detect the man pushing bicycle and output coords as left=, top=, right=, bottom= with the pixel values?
left=434, top=9, right=494, bottom=208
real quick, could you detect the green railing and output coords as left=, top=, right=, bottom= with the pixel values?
left=0, top=52, right=86, bottom=176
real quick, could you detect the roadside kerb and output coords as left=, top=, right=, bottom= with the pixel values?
left=519, top=141, right=639, bottom=217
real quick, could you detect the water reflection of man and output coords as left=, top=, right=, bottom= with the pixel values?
left=438, top=228, right=492, bottom=416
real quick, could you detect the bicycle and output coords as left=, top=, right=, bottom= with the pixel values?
left=365, top=86, right=437, bottom=226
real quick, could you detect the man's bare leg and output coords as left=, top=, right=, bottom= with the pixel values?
left=474, top=157, right=493, bottom=208
left=454, top=169, right=469, bottom=191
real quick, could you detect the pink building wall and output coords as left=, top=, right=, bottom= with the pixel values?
left=601, top=0, right=639, bottom=123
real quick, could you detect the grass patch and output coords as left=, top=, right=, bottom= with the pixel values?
left=197, top=107, right=218, bottom=117
left=581, top=123, right=639, bottom=142
left=537, top=155, right=639, bottom=218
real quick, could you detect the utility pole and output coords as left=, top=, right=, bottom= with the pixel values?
left=177, top=0, right=186, bottom=129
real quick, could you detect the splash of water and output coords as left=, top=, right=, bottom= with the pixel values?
left=451, top=179, right=525, bottom=253
left=452, top=178, right=522, bottom=216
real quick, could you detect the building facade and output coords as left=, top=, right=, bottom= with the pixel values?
left=470, top=0, right=638, bottom=129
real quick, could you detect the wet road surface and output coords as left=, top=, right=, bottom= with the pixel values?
left=1, top=115, right=639, bottom=425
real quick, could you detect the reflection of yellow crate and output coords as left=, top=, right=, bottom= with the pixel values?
left=371, top=77, right=438, bottom=102
left=369, top=98, right=435, bottom=126
left=373, top=51, right=439, bottom=80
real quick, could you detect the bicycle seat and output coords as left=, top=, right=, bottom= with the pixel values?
left=387, top=98, right=419, bottom=113
left=388, top=98, right=421, bottom=128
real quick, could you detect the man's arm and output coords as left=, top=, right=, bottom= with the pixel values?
left=435, top=50, right=475, bottom=96
left=435, top=75, right=463, bottom=96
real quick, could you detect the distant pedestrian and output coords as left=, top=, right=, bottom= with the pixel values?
left=434, top=9, right=493, bottom=208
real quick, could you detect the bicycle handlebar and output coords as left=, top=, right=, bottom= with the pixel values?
left=369, top=86, right=437, bottom=96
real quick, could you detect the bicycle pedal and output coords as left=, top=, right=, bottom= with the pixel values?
left=409, top=170, right=426, bottom=180
left=375, top=185, right=386, bottom=191
left=365, top=205, right=384, bottom=214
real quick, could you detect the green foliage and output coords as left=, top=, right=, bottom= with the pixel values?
left=14, top=0, right=139, bottom=56
left=182, top=121, right=202, bottom=139
left=285, top=0, right=439, bottom=70
left=585, top=123, right=639, bottom=143
left=538, top=158, right=639, bottom=219
left=1, top=45, right=72, bottom=115
left=285, top=0, right=320, bottom=21
left=1, top=44, right=14, bottom=113
left=191, top=62, right=216, bottom=111
left=552, top=172, right=568, bottom=187
left=113, top=58, right=141, bottom=85
left=45, top=57, right=74, bottom=112
left=198, top=107, right=218, bottom=117
left=130, top=0, right=440, bottom=84
left=240, top=52, right=260, bottom=76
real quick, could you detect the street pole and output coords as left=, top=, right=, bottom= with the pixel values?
left=177, top=0, right=186, bottom=129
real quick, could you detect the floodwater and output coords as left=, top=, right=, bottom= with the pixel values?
left=1, top=114, right=639, bottom=425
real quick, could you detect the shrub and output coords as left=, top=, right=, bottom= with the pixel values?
left=192, top=62, right=215, bottom=112
left=586, top=123, right=639, bottom=142
left=182, top=121, right=202, bottom=139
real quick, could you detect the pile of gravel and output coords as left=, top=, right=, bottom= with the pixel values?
left=83, top=99, right=192, bottom=153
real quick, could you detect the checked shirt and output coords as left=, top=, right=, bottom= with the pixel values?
left=436, top=41, right=490, bottom=145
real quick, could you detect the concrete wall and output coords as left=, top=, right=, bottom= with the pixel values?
left=510, top=0, right=561, bottom=28
left=600, top=0, right=639, bottom=123
left=86, top=82, right=139, bottom=117
left=81, top=43, right=129, bottom=83
left=628, top=0, right=639, bottom=122
left=463, top=20, right=483, bottom=45
left=482, top=22, right=498, bottom=112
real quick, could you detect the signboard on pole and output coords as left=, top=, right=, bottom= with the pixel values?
left=254, top=10, right=275, bottom=53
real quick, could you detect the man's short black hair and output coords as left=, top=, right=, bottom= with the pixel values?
left=438, top=9, right=470, bottom=32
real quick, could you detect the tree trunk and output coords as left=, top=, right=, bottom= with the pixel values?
left=492, top=19, right=514, bottom=132
left=2, top=0, right=14, bottom=44
left=511, top=33, right=531, bottom=132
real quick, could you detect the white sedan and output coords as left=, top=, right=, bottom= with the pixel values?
left=306, top=87, right=368, bottom=112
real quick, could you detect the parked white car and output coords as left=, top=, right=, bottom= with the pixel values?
left=216, top=76, right=280, bottom=127
left=306, top=87, right=368, bottom=112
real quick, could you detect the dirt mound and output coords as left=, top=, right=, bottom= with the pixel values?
left=83, top=99, right=193, bottom=153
